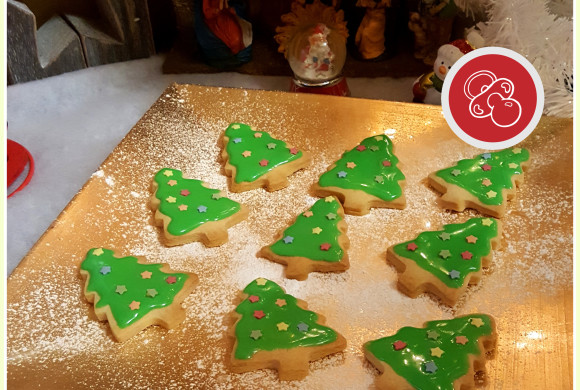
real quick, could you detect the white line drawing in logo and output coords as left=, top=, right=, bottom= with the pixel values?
left=464, top=70, right=522, bottom=128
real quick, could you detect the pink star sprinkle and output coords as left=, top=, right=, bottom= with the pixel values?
left=482, top=164, right=492, bottom=171
left=259, top=159, right=269, bottom=167
left=407, top=243, right=418, bottom=251
left=356, top=145, right=366, bottom=152
left=289, top=147, right=298, bottom=155
left=461, top=251, right=473, bottom=260
left=393, top=340, right=407, bottom=350
left=248, top=295, right=259, bottom=303
left=320, top=243, right=331, bottom=251
left=180, top=189, right=190, bottom=196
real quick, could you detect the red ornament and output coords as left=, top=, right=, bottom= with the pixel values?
left=248, top=295, right=259, bottom=303
left=166, top=276, right=177, bottom=284
left=393, top=340, right=407, bottom=350
left=356, top=145, right=366, bottom=152
left=407, top=242, right=418, bottom=251
left=461, top=251, right=473, bottom=260
left=320, top=243, right=331, bottom=251
left=253, top=310, right=266, bottom=319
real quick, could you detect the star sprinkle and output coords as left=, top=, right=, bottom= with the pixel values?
left=303, top=210, right=313, bottom=217
left=375, top=175, right=384, bottom=183
left=512, top=148, right=522, bottom=154
left=141, top=271, right=152, bottom=279
left=482, top=153, right=492, bottom=159
left=470, top=318, right=485, bottom=328
left=277, top=322, right=289, bottom=331
left=289, top=147, right=298, bottom=155
left=406, top=242, right=418, bottom=251
left=382, top=160, right=391, bottom=167
left=232, top=137, right=242, bottom=144
left=508, top=163, right=518, bottom=169
left=326, top=213, right=336, bottom=220
left=93, top=248, right=104, bottom=256
left=250, top=330, right=262, bottom=340
left=482, top=218, right=494, bottom=226
left=166, top=276, right=177, bottom=284
left=283, top=236, right=294, bottom=244
left=197, top=205, right=208, bottom=213
left=466, top=235, right=478, bottom=244
left=129, top=301, right=141, bottom=310
left=482, top=164, right=492, bottom=171
left=424, top=361, right=438, bottom=373
left=253, top=310, right=265, bottom=319
left=451, top=169, right=461, bottom=176
left=146, top=289, right=158, bottom=298
left=275, top=299, right=287, bottom=307
left=393, top=340, right=407, bottom=351
left=431, top=347, right=444, bottom=358
left=163, top=170, right=173, bottom=177
left=482, top=178, right=492, bottom=187
left=297, top=322, right=309, bottom=332
left=337, top=171, right=347, bottom=178
left=255, top=278, right=268, bottom=286
left=266, top=142, right=276, bottom=149
left=231, top=124, right=240, bottom=129
left=455, top=335, right=469, bottom=345
left=115, top=285, right=127, bottom=295
left=324, top=196, right=334, bottom=202
left=248, top=295, right=259, bottom=303
left=166, top=196, right=176, bottom=203
left=346, top=162, right=356, bottom=169
left=242, top=150, right=252, bottom=157
left=439, top=250, right=451, bottom=259
left=426, top=330, right=440, bottom=340
left=439, top=232, right=451, bottom=240
left=312, top=227, right=322, bottom=234
left=100, top=266, right=111, bottom=275
left=178, top=204, right=188, bottom=211
left=180, top=189, right=190, bottom=196
left=320, top=243, right=331, bottom=251
left=254, top=132, right=263, bottom=138
left=167, top=180, right=177, bottom=186
left=369, top=145, right=379, bottom=151
left=486, top=190, right=497, bottom=198
left=356, top=145, right=366, bottom=151
left=461, top=251, right=473, bottom=260
left=449, top=270, right=461, bottom=279
left=211, top=193, right=223, bottom=200
left=259, top=159, right=269, bottom=167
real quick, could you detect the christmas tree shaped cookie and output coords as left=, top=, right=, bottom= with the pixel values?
left=428, top=148, right=530, bottom=218
left=221, top=123, right=311, bottom=192
left=312, top=134, right=406, bottom=215
left=80, top=248, right=198, bottom=342
left=150, top=168, right=249, bottom=247
left=230, top=278, right=346, bottom=380
left=387, top=218, right=501, bottom=306
left=364, top=314, right=497, bottom=390
left=259, top=196, right=350, bottom=280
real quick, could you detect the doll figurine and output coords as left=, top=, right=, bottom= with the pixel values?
left=355, top=0, right=391, bottom=60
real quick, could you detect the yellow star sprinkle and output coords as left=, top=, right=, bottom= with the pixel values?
left=482, top=218, right=494, bottom=226
left=470, top=318, right=485, bottom=328
left=166, top=196, right=177, bottom=203
left=346, top=162, right=356, bottom=169
left=163, top=170, right=173, bottom=177
left=312, top=227, right=323, bottom=234
left=324, top=196, right=334, bottom=202
left=486, top=190, right=497, bottom=198
left=512, top=147, right=522, bottom=154
left=431, top=347, right=445, bottom=358
left=255, top=278, right=268, bottom=286
left=277, top=322, right=289, bottom=331
left=374, top=135, right=384, bottom=141
left=93, top=248, right=104, bottom=256
left=508, top=163, right=518, bottom=169
left=231, top=124, right=240, bottom=129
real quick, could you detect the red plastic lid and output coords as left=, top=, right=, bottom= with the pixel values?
left=7, top=139, right=34, bottom=198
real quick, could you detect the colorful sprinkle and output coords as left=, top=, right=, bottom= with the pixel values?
left=455, top=335, right=469, bottom=345
left=346, top=162, right=356, bottom=169
left=100, top=266, right=111, bottom=275
left=167, top=180, right=177, bottom=186
left=277, top=322, right=289, bottom=331
left=320, top=243, right=331, bottom=251
left=369, top=145, right=379, bottom=151
left=146, top=289, right=158, bottom=298
left=141, top=271, right=152, bottom=279
left=297, top=322, right=309, bottom=332
left=356, top=145, right=366, bottom=152
left=393, top=340, right=407, bottom=350
left=93, top=248, right=104, bottom=256
left=326, top=213, right=337, bottom=220
left=426, top=330, right=439, bottom=340
left=337, top=171, right=347, bottom=178
left=424, top=361, right=438, bottom=373
left=431, top=347, right=444, bottom=358
left=242, top=150, right=252, bottom=158
left=211, top=193, right=223, bottom=200
left=266, top=143, right=276, bottom=149
left=375, top=175, right=384, bottom=183
left=482, top=153, right=492, bottom=159
left=248, top=295, right=259, bottom=303
left=283, top=236, right=294, bottom=244
left=451, top=169, right=461, bottom=176
left=163, top=170, right=173, bottom=177
left=275, top=299, right=287, bottom=307
left=250, top=330, right=262, bottom=340
left=482, top=178, right=492, bottom=187
left=303, top=210, right=314, bottom=217
left=289, top=147, right=298, bottom=155
left=461, top=251, right=473, bottom=260
left=253, top=310, right=265, bottom=319
left=259, top=159, right=269, bottom=166
left=178, top=204, right=188, bottom=211
left=382, top=160, right=391, bottom=167
left=166, top=276, right=177, bottom=284
left=439, top=249, right=451, bottom=259
left=486, top=190, right=497, bottom=198
left=407, top=242, right=418, bottom=251
left=254, top=132, right=263, bottom=138
left=482, top=164, right=492, bottom=171
left=512, top=148, right=522, bottom=154
left=449, top=270, right=460, bottom=279
left=470, top=318, right=485, bottom=328
left=255, top=278, right=268, bottom=286
left=439, top=232, right=451, bottom=241
left=166, top=196, right=176, bottom=203
left=115, top=285, right=127, bottom=295
left=232, top=137, right=242, bottom=143
left=324, top=196, right=334, bottom=202
left=180, top=189, right=190, bottom=196
left=312, top=227, right=322, bottom=234
left=197, top=205, right=208, bottom=213
left=466, top=235, right=478, bottom=244
left=129, top=301, right=140, bottom=310
left=508, top=163, right=518, bottom=169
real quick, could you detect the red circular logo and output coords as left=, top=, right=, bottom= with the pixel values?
left=442, top=47, right=544, bottom=149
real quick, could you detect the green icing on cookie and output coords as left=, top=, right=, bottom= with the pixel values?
left=365, top=314, right=493, bottom=390
left=81, top=248, right=189, bottom=329
left=317, top=135, right=405, bottom=201
left=224, top=123, right=303, bottom=183
left=393, top=218, right=498, bottom=288
left=269, top=197, right=344, bottom=262
left=153, top=168, right=241, bottom=236
left=434, top=148, right=530, bottom=205
left=234, top=278, right=338, bottom=360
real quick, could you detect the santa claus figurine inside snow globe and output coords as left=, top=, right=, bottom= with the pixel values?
left=413, top=35, right=480, bottom=104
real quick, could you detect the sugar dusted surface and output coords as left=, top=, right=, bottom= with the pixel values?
left=6, top=85, right=573, bottom=389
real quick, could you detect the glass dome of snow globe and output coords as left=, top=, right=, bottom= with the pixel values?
left=286, top=23, right=347, bottom=87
